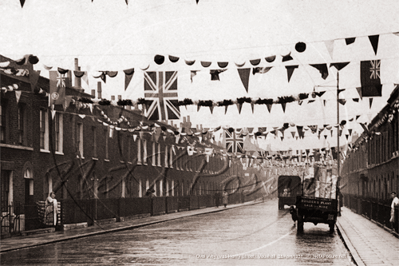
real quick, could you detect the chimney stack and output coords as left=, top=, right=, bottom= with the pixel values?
left=74, top=58, right=82, bottom=89
left=97, top=82, right=102, bottom=99
left=111, top=95, right=115, bottom=101
left=91, top=89, right=95, bottom=97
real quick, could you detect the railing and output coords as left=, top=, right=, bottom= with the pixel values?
left=343, top=194, right=399, bottom=234
left=1, top=203, right=22, bottom=237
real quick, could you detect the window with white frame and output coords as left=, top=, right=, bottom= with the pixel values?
left=169, top=145, right=173, bottom=168
left=76, top=123, right=83, bottom=157
left=157, top=143, right=161, bottom=167
left=92, top=126, right=97, bottom=158
left=105, top=129, right=109, bottom=159
left=152, top=142, right=156, bottom=166
left=17, top=104, right=26, bottom=145
left=54, top=112, right=63, bottom=153
left=137, top=139, right=142, bottom=165
left=40, top=109, right=49, bottom=150
left=143, top=139, right=147, bottom=165
left=0, top=101, right=6, bottom=143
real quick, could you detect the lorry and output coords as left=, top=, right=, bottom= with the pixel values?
left=295, top=164, right=339, bottom=233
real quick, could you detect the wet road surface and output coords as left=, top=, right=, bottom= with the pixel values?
left=1, top=199, right=353, bottom=265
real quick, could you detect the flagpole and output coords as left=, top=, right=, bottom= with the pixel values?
left=337, top=71, right=341, bottom=215
left=337, top=71, right=340, bottom=175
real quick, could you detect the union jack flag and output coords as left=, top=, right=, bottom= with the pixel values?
left=360, top=60, right=381, bottom=97
left=144, top=71, right=180, bottom=121
left=225, top=129, right=244, bottom=154
left=369, top=60, right=380, bottom=79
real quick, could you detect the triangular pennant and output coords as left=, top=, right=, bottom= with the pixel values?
left=368, top=35, right=379, bottom=55
left=285, top=65, right=298, bottom=82
left=359, top=123, right=369, bottom=133
left=282, top=53, right=293, bottom=62
left=209, top=105, right=214, bottom=114
left=15, top=90, right=22, bottom=103
left=356, top=115, right=360, bottom=120
left=324, top=40, right=335, bottom=59
left=163, top=135, right=167, bottom=141
left=345, top=134, right=349, bottom=140
left=356, top=87, right=363, bottom=100
left=348, top=129, right=352, bottom=136
left=124, top=68, right=134, bottom=91
left=224, top=105, right=229, bottom=114
left=20, top=0, right=25, bottom=8
left=63, top=96, right=72, bottom=111
left=352, top=98, right=359, bottom=102
left=330, top=130, right=333, bottom=137
left=291, top=131, right=296, bottom=138
left=281, top=102, right=286, bottom=113
left=345, top=37, right=356, bottom=45
left=323, top=100, right=326, bottom=106
left=324, top=135, right=328, bottom=140
left=250, top=102, right=254, bottom=113
left=369, top=98, right=373, bottom=108
left=252, top=67, right=272, bottom=75
left=210, top=69, right=226, bottom=81
left=266, top=103, right=272, bottom=113
left=133, top=134, right=137, bottom=142
left=237, top=68, right=250, bottom=93
left=78, top=114, right=86, bottom=119
left=338, top=99, right=346, bottom=105
left=330, top=62, right=350, bottom=71
left=237, top=102, right=243, bottom=114
left=190, top=70, right=198, bottom=82
left=310, top=64, right=329, bottom=79
left=51, top=110, right=56, bottom=120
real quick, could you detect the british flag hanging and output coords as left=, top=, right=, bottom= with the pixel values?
left=225, top=129, right=244, bottom=154
left=360, top=60, right=382, bottom=97
left=144, top=71, right=180, bottom=121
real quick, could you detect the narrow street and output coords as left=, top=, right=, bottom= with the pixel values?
left=0, top=199, right=353, bottom=265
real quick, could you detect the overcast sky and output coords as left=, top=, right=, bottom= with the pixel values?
left=1, top=0, right=399, bottom=151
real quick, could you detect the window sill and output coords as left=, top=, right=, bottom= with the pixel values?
left=40, top=149, right=50, bottom=153
left=0, top=143, right=34, bottom=151
left=104, top=159, right=110, bottom=162
left=55, top=151, right=64, bottom=155
left=92, top=157, right=99, bottom=161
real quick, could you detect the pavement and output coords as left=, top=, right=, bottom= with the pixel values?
left=336, top=206, right=399, bottom=266
left=0, top=200, right=262, bottom=254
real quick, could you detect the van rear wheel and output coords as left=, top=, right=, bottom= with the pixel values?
left=329, top=222, right=335, bottom=233
left=297, top=221, right=304, bottom=232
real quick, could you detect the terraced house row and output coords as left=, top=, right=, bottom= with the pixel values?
left=340, top=85, right=399, bottom=233
left=1, top=55, right=250, bottom=236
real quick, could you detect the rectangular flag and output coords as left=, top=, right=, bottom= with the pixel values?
left=360, top=60, right=382, bottom=97
left=144, top=71, right=180, bottom=121
left=49, top=71, right=71, bottom=106
left=225, top=129, right=244, bottom=154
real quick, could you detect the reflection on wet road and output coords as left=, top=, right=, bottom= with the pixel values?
left=1, top=199, right=353, bottom=265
